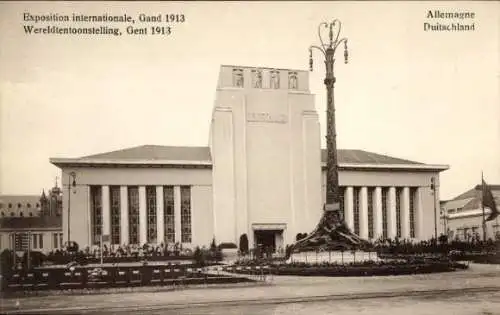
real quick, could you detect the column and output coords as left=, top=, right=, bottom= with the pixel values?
left=174, top=186, right=182, bottom=243
left=415, top=187, right=424, bottom=240
left=120, top=186, right=128, bottom=245
left=373, top=187, right=383, bottom=240
left=387, top=187, right=397, bottom=239
left=359, top=187, right=369, bottom=239
left=344, top=187, right=354, bottom=231
left=401, top=187, right=411, bottom=239
left=101, top=186, right=110, bottom=244
left=139, top=186, right=147, bottom=245
left=156, top=186, right=164, bottom=245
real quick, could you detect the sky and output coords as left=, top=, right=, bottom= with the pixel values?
left=0, top=1, right=499, bottom=200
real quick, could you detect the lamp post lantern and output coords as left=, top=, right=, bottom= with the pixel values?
left=67, top=171, right=76, bottom=243
left=309, top=20, right=348, bottom=219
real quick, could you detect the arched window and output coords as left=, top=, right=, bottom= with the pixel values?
left=20, top=212, right=24, bottom=217
left=17, top=203, right=21, bottom=208
left=8, top=203, right=12, bottom=208
left=27, top=203, right=31, bottom=208
left=36, top=203, right=40, bottom=208
left=29, top=212, right=33, bottom=217
left=1, top=212, right=4, bottom=217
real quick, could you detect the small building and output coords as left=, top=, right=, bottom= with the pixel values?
left=441, top=184, right=500, bottom=241
left=0, top=216, right=63, bottom=254
left=0, top=187, right=64, bottom=253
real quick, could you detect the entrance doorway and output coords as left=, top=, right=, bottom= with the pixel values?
left=254, top=229, right=283, bottom=253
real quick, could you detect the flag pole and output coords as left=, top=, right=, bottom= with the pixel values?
left=482, top=172, right=487, bottom=241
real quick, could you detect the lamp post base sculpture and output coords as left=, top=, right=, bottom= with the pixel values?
left=286, top=211, right=370, bottom=258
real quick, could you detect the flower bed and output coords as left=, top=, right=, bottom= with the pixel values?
left=229, top=261, right=468, bottom=277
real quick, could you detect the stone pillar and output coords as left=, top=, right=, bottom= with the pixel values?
left=174, top=186, right=182, bottom=243
left=401, top=187, right=411, bottom=239
left=359, top=187, right=369, bottom=239
left=387, top=187, right=397, bottom=239
left=156, top=186, right=164, bottom=245
left=344, top=187, right=354, bottom=231
left=415, top=187, right=424, bottom=240
left=101, top=186, right=110, bottom=244
left=374, top=187, right=383, bottom=240
left=139, top=186, right=147, bottom=245
left=120, top=186, right=128, bottom=245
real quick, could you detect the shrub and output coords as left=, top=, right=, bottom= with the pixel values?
left=193, top=246, right=205, bottom=267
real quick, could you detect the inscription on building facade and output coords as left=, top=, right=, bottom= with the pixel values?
left=247, top=112, right=287, bottom=123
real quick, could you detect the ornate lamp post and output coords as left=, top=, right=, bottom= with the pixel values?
left=67, top=171, right=76, bottom=243
left=309, top=19, right=348, bottom=218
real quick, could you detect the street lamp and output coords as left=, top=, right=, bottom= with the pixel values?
left=309, top=20, right=348, bottom=218
left=67, top=171, right=76, bottom=243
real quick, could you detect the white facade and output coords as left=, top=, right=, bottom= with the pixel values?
left=50, top=65, right=449, bottom=251
left=441, top=185, right=500, bottom=240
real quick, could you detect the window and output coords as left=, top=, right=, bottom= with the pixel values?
left=36, top=203, right=39, bottom=208
left=339, top=187, right=345, bottom=219
left=232, top=68, right=244, bottom=87
left=382, top=188, right=388, bottom=239
left=27, top=203, right=31, bottom=208
left=32, top=233, right=43, bottom=249
left=53, top=233, right=64, bottom=248
left=29, top=212, right=33, bottom=217
left=1, top=212, right=4, bottom=217
left=396, top=188, right=402, bottom=238
left=367, top=188, right=374, bottom=239
left=180, top=186, right=192, bottom=243
left=8, top=203, right=12, bottom=208
left=128, top=187, right=140, bottom=245
left=110, top=186, right=121, bottom=245
left=146, top=186, right=157, bottom=243
left=10, top=212, right=14, bottom=217
left=353, top=187, right=360, bottom=235
left=90, top=186, right=103, bottom=245
left=163, top=186, right=175, bottom=243
left=409, top=188, right=417, bottom=238
left=20, top=212, right=24, bottom=217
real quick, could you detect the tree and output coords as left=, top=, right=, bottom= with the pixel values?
left=210, top=237, right=217, bottom=252
left=193, top=246, right=205, bottom=267
left=239, top=234, right=249, bottom=255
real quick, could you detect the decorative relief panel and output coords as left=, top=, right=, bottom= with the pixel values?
left=232, top=68, right=244, bottom=87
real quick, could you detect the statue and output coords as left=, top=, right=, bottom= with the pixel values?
left=288, top=71, right=298, bottom=89
left=270, top=70, right=280, bottom=89
left=252, top=69, right=262, bottom=88
left=232, top=69, right=244, bottom=87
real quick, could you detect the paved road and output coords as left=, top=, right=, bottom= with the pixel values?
left=2, top=263, right=499, bottom=314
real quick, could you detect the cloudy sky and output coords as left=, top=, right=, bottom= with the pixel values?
left=0, top=1, right=499, bottom=200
